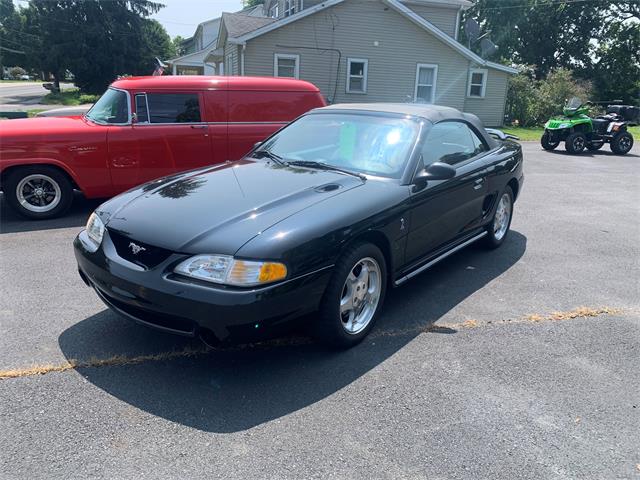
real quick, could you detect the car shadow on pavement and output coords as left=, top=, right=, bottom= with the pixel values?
left=0, top=193, right=102, bottom=234
left=58, top=231, right=527, bottom=433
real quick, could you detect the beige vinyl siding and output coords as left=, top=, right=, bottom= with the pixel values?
left=464, top=68, right=510, bottom=127
left=403, top=3, right=459, bottom=38
left=224, top=43, right=239, bottom=75
left=243, top=0, right=469, bottom=108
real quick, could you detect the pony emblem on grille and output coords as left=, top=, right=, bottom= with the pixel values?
left=128, top=242, right=146, bottom=255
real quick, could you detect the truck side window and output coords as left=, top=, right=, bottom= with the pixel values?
left=146, top=93, right=201, bottom=123
left=134, top=94, right=150, bottom=123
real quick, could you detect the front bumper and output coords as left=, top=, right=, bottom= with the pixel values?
left=74, top=230, right=332, bottom=342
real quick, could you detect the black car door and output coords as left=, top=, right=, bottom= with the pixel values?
left=404, top=120, right=491, bottom=266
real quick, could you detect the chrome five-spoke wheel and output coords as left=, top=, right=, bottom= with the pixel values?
left=340, top=257, right=382, bottom=334
left=16, top=174, right=62, bottom=213
left=493, top=192, right=512, bottom=241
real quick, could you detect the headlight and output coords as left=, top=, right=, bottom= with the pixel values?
left=558, top=123, right=570, bottom=129
left=85, top=213, right=105, bottom=252
left=174, top=255, right=287, bottom=287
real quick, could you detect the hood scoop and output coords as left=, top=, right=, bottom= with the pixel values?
left=315, top=183, right=342, bottom=193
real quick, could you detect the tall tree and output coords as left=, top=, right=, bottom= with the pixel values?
left=0, top=0, right=26, bottom=73
left=463, top=0, right=618, bottom=79
left=19, top=0, right=167, bottom=92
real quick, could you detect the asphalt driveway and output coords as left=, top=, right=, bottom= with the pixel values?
left=0, top=142, right=638, bottom=479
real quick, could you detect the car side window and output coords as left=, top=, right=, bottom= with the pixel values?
left=422, top=121, right=488, bottom=166
left=145, top=93, right=201, bottom=123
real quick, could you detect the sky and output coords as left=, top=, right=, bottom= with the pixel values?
left=151, top=0, right=245, bottom=38
left=12, top=0, right=245, bottom=39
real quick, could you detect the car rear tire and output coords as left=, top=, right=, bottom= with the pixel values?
left=3, top=166, right=73, bottom=219
left=610, top=131, right=634, bottom=155
left=541, top=131, right=560, bottom=150
left=483, top=186, right=514, bottom=249
left=315, top=243, right=387, bottom=348
left=565, top=132, right=587, bottom=154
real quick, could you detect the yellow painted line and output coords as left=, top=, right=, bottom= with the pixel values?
left=0, top=306, right=628, bottom=381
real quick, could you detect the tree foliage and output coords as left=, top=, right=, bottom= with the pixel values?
left=242, top=0, right=265, bottom=7
left=465, top=0, right=640, bottom=118
left=506, top=68, right=592, bottom=126
left=0, top=0, right=26, bottom=72
left=9, top=0, right=174, bottom=93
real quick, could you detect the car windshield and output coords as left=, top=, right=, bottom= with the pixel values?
left=258, top=113, right=420, bottom=179
left=85, top=88, right=129, bottom=124
left=566, top=97, right=583, bottom=109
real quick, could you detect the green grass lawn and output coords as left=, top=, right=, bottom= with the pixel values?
left=42, top=88, right=99, bottom=106
left=503, top=125, right=640, bottom=141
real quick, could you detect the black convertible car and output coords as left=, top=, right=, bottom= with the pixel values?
left=74, top=103, right=523, bottom=348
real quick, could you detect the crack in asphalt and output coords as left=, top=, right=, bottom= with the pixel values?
left=0, top=306, right=627, bottom=381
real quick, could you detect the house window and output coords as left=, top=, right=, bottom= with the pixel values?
left=283, top=0, right=296, bottom=17
left=269, top=3, right=279, bottom=17
left=414, top=64, right=438, bottom=104
left=346, top=58, right=368, bottom=94
left=468, top=68, right=487, bottom=98
left=274, top=53, right=300, bottom=79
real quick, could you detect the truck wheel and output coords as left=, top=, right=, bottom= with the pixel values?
left=541, top=131, right=560, bottom=151
left=3, top=166, right=73, bottom=219
left=610, top=132, right=633, bottom=155
left=565, top=132, right=587, bottom=154
left=315, top=243, right=387, bottom=349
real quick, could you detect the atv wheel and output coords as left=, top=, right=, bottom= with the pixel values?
left=610, top=131, right=633, bottom=155
left=565, top=132, right=587, bottom=154
left=541, top=131, right=560, bottom=151
left=586, top=141, right=604, bottom=151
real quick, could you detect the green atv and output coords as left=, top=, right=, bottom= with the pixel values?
left=541, top=97, right=638, bottom=155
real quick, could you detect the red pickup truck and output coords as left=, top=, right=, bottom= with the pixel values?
left=0, top=76, right=326, bottom=219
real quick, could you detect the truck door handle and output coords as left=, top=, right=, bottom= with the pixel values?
left=190, top=125, right=207, bottom=129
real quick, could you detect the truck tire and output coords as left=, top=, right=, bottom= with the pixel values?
left=3, top=166, right=74, bottom=219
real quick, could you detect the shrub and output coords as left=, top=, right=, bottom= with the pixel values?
left=506, top=68, right=592, bottom=127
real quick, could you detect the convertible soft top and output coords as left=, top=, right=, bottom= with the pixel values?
left=317, top=103, right=499, bottom=149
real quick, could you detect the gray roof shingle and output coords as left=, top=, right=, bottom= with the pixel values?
left=221, top=12, right=276, bottom=38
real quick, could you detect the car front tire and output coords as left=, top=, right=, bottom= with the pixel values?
left=315, top=243, right=387, bottom=348
left=483, top=186, right=514, bottom=249
left=3, top=166, right=73, bottom=219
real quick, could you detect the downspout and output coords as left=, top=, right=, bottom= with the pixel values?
left=241, top=44, right=246, bottom=76
left=454, top=6, right=462, bottom=41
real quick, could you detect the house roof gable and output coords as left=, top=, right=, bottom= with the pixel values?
left=234, top=0, right=518, bottom=75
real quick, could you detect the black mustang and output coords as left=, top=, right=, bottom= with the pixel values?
left=74, top=103, right=523, bottom=348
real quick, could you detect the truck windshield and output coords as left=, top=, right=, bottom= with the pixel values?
left=85, top=88, right=129, bottom=124
left=259, top=113, right=420, bottom=179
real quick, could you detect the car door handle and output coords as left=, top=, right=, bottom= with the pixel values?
left=473, top=178, right=485, bottom=190
left=190, top=125, right=207, bottom=129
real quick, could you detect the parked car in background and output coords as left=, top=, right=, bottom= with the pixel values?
left=74, top=103, right=524, bottom=348
left=0, top=75, right=326, bottom=219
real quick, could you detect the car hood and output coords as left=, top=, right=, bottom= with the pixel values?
left=103, top=160, right=365, bottom=254
left=0, top=115, right=88, bottom=136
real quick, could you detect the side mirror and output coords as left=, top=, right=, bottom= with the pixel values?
left=253, top=141, right=262, bottom=150
left=413, top=162, right=456, bottom=188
